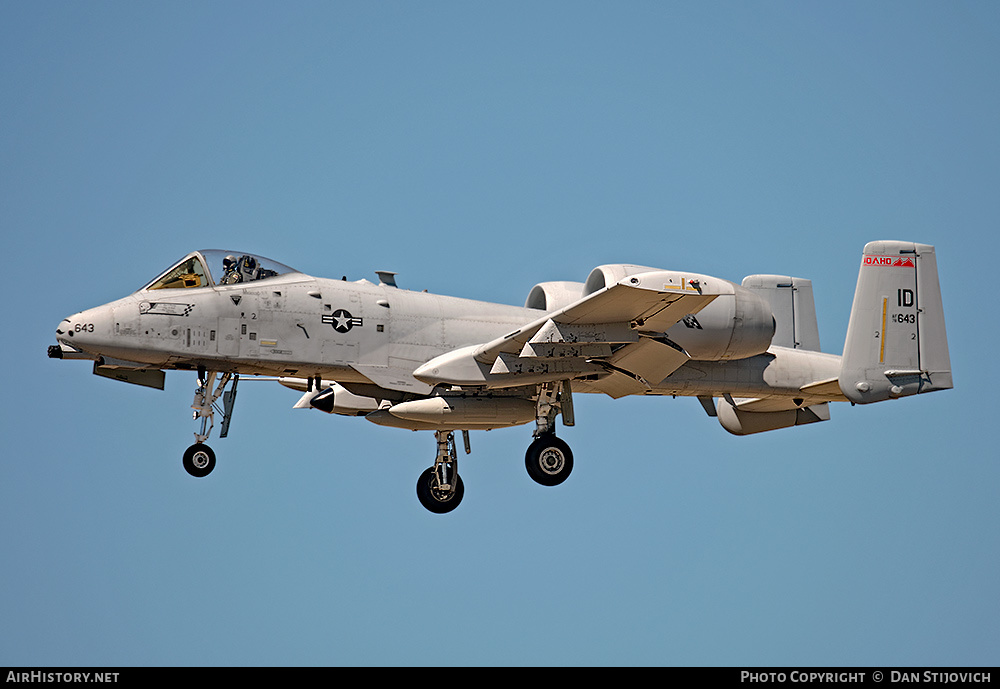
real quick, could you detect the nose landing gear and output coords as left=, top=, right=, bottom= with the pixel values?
left=182, top=370, right=238, bottom=478
left=182, top=443, right=216, bottom=478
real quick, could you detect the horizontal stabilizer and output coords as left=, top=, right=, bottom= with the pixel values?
left=799, top=377, right=848, bottom=401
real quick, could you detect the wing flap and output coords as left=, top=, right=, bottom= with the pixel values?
left=607, top=336, right=690, bottom=386
left=591, top=370, right=649, bottom=399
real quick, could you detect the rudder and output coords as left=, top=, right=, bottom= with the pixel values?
left=839, top=240, right=952, bottom=403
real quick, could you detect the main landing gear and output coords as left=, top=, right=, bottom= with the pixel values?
left=525, top=433, right=573, bottom=486
left=182, top=369, right=238, bottom=478
left=414, top=381, right=577, bottom=513
left=416, top=430, right=468, bottom=513
left=414, top=429, right=575, bottom=514
left=523, top=381, right=574, bottom=487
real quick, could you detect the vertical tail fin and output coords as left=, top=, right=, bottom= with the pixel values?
left=839, top=241, right=952, bottom=403
left=742, top=275, right=822, bottom=351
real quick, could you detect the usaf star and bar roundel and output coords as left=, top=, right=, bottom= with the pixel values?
left=322, top=309, right=363, bottom=333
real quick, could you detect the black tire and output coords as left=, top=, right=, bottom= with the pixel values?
left=525, top=434, right=573, bottom=486
left=183, top=443, right=216, bottom=478
left=416, top=466, right=464, bottom=514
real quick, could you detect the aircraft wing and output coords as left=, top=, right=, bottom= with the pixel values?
left=414, top=269, right=724, bottom=396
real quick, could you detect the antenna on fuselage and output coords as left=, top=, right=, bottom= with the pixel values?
left=375, top=271, right=398, bottom=288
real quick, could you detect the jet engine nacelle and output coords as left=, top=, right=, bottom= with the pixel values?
left=525, top=281, right=586, bottom=311
left=585, top=263, right=776, bottom=361
left=664, top=283, right=776, bottom=360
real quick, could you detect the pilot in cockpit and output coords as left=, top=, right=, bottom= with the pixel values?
left=220, top=255, right=241, bottom=284
left=221, top=255, right=254, bottom=284
left=220, top=254, right=279, bottom=284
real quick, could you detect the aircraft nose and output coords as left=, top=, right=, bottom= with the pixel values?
left=50, top=314, right=94, bottom=359
left=54, top=317, right=73, bottom=343
left=57, top=313, right=87, bottom=341
left=55, top=306, right=113, bottom=352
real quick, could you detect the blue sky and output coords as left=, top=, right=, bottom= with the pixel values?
left=2, top=1, right=997, bottom=666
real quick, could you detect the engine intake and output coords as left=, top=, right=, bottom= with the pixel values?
left=583, top=264, right=661, bottom=296
left=525, top=281, right=586, bottom=311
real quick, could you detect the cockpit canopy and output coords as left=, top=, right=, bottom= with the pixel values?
left=144, top=250, right=298, bottom=291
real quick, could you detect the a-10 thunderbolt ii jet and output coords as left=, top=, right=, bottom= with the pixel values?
left=50, top=241, right=951, bottom=513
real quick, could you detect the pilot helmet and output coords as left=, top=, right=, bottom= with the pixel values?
left=223, top=255, right=237, bottom=271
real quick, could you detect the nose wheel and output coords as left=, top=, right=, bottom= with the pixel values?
left=181, top=370, right=238, bottom=478
left=183, top=443, right=216, bottom=478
